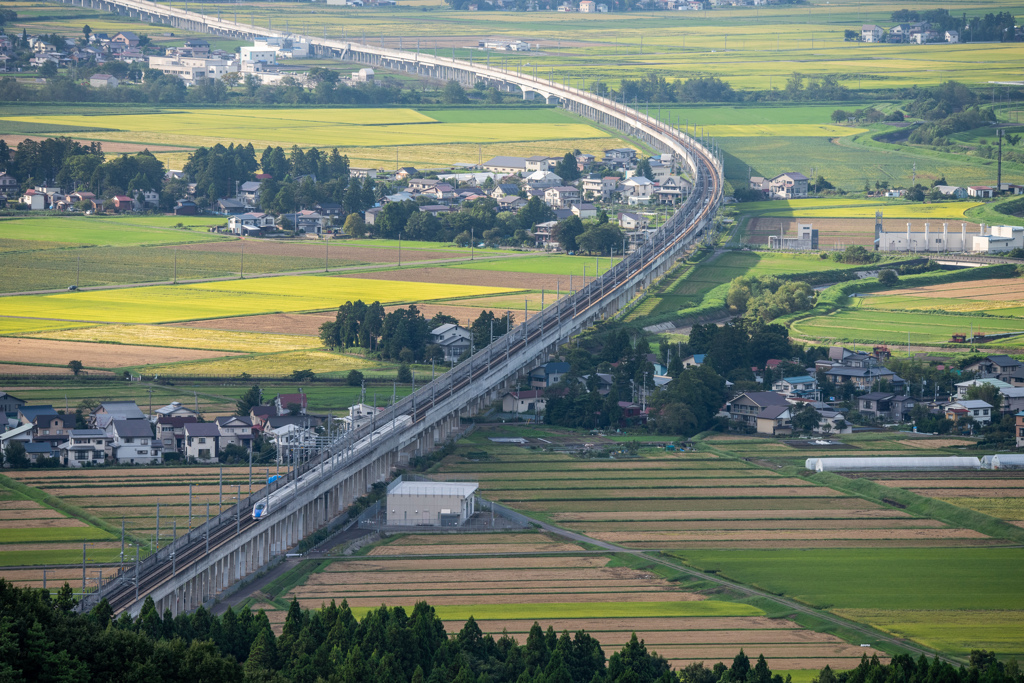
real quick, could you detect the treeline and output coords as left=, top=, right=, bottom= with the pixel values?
left=544, top=322, right=810, bottom=434
left=0, top=137, right=164, bottom=200
left=363, top=196, right=555, bottom=247
left=726, top=275, right=815, bottom=323
left=892, top=8, right=1019, bottom=42
left=608, top=72, right=848, bottom=104
left=318, top=301, right=514, bottom=361
left=0, top=69, right=419, bottom=106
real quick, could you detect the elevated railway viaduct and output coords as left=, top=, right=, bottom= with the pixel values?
left=63, top=0, right=725, bottom=618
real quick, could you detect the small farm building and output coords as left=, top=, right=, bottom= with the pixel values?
left=806, top=456, right=982, bottom=472
left=387, top=480, right=478, bottom=527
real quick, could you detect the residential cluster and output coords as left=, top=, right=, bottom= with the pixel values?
left=0, top=392, right=318, bottom=467
left=2, top=30, right=147, bottom=76
left=724, top=350, right=1024, bottom=440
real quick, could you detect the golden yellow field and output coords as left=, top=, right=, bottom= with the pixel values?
left=0, top=276, right=523, bottom=325
left=24, top=324, right=322, bottom=353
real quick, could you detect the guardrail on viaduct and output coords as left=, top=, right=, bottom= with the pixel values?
left=66, top=0, right=724, bottom=618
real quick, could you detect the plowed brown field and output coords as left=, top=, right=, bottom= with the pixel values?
left=1, top=338, right=236, bottom=368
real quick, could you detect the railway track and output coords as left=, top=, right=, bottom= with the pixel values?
left=70, top=0, right=723, bottom=614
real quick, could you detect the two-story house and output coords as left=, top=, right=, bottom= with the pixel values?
left=525, top=170, right=563, bottom=190
left=581, top=175, right=618, bottom=201
left=725, top=391, right=791, bottom=428
left=59, top=429, right=111, bottom=467
left=945, top=400, right=993, bottom=426
left=857, top=392, right=916, bottom=422
left=110, top=419, right=161, bottom=465
left=184, top=422, right=222, bottom=462
left=824, top=365, right=904, bottom=392
left=215, top=416, right=253, bottom=451
left=861, top=24, right=885, bottom=42
left=544, top=186, right=581, bottom=209
left=769, top=172, right=809, bottom=199
left=620, top=176, right=654, bottom=204
left=603, top=148, right=638, bottom=167
left=237, top=180, right=262, bottom=206
left=772, top=375, right=818, bottom=398
left=273, top=393, right=308, bottom=417
left=431, top=323, right=473, bottom=362
left=157, top=415, right=198, bottom=453
left=228, top=212, right=276, bottom=235
left=529, top=361, right=571, bottom=388
left=963, top=355, right=1022, bottom=382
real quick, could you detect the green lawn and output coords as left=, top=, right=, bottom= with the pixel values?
left=0, top=216, right=228, bottom=247
left=451, top=254, right=621, bottom=277
left=790, top=308, right=1024, bottom=345
left=671, top=548, right=1024, bottom=611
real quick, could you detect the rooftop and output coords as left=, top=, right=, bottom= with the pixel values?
left=389, top=481, right=479, bottom=498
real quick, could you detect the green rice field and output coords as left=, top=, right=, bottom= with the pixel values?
left=790, top=308, right=1024, bottom=346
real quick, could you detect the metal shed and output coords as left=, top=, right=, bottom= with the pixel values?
left=807, top=456, right=982, bottom=472
left=992, top=454, right=1024, bottom=469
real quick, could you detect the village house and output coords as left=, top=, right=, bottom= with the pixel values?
left=620, top=176, right=654, bottom=204
left=857, top=392, right=916, bottom=422
left=88, top=73, right=118, bottom=88
left=491, top=183, right=521, bottom=199
left=502, top=390, right=547, bottom=414
left=228, top=212, right=276, bottom=235
left=603, top=148, right=638, bottom=167
left=968, top=186, right=995, bottom=199
left=964, top=355, right=1022, bottom=382
left=724, top=391, right=791, bottom=428
left=110, top=419, right=161, bottom=465
left=59, top=429, right=110, bottom=467
left=525, top=170, right=563, bottom=190
left=0, top=172, right=20, bottom=198
left=282, top=210, right=324, bottom=235
left=215, top=416, right=254, bottom=452
left=482, top=156, right=528, bottom=175
left=431, top=323, right=473, bottom=362
left=157, top=415, right=198, bottom=453
left=769, top=172, right=809, bottom=199
left=581, top=175, right=618, bottom=201
left=945, top=399, right=993, bottom=426
left=934, top=185, right=967, bottom=199
left=544, top=186, right=581, bottom=209
left=497, top=196, right=528, bottom=211
left=184, top=422, right=222, bottom=462
left=238, top=180, right=263, bottom=206
left=273, top=393, right=308, bottom=416
left=618, top=212, right=649, bottom=230
left=771, top=375, right=818, bottom=398
left=530, top=361, right=571, bottom=388
left=524, top=156, right=555, bottom=172
left=572, top=203, right=597, bottom=219
left=861, top=24, right=885, bottom=42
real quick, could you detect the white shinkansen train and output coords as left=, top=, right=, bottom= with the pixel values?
left=252, top=414, right=412, bottom=520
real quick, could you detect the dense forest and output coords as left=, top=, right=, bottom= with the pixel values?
left=1, top=580, right=1019, bottom=683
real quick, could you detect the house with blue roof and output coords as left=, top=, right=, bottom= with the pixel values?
left=681, top=354, right=705, bottom=368
left=772, top=375, right=818, bottom=399
left=530, top=361, right=571, bottom=389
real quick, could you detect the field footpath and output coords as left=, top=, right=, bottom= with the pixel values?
left=0, top=251, right=525, bottom=298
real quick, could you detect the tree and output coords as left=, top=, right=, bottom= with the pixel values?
left=236, top=384, right=262, bottom=416
left=4, top=440, right=28, bottom=468
left=553, top=152, right=580, bottom=182
left=878, top=269, right=900, bottom=287
left=38, top=61, right=58, bottom=78
left=346, top=369, right=364, bottom=387
left=67, top=360, right=83, bottom=376
left=290, top=369, right=315, bottom=382
left=965, top=383, right=1002, bottom=412
left=552, top=215, right=585, bottom=252
left=442, top=80, right=468, bottom=104
left=791, top=404, right=821, bottom=434
left=831, top=109, right=849, bottom=123
left=397, top=364, right=413, bottom=383
left=635, top=157, right=654, bottom=181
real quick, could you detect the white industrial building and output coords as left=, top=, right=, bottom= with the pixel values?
left=769, top=222, right=818, bottom=250
left=147, top=55, right=239, bottom=84
left=806, top=456, right=982, bottom=471
left=873, top=211, right=1024, bottom=254
left=387, top=480, right=478, bottom=526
